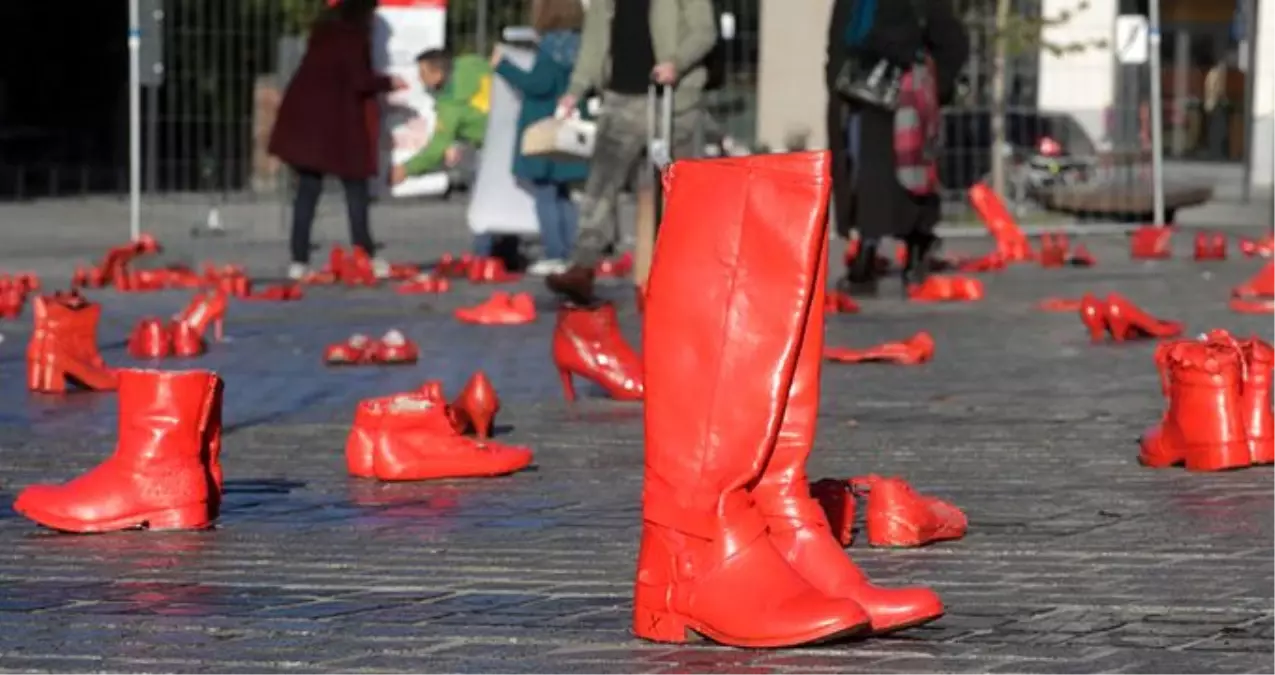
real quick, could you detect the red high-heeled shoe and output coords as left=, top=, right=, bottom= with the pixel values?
left=907, top=275, right=984, bottom=302
left=552, top=303, right=643, bottom=402
left=1105, top=293, right=1182, bottom=342
left=451, top=371, right=499, bottom=440
left=0, top=286, right=24, bottom=319
left=128, top=318, right=172, bottom=359
left=1232, top=261, right=1274, bottom=298
left=825, top=290, right=860, bottom=314
left=175, top=290, right=228, bottom=343
left=824, top=331, right=935, bottom=365
left=1078, top=293, right=1108, bottom=342
left=1193, top=232, right=1227, bottom=261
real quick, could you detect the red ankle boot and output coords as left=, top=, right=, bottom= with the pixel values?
left=451, top=371, right=499, bottom=440
left=27, top=295, right=118, bottom=393
left=14, top=370, right=223, bottom=532
left=636, top=151, right=871, bottom=648
left=1139, top=339, right=1250, bottom=471
left=1130, top=226, right=1173, bottom=259
left=552, top=303, right=643, bottom=402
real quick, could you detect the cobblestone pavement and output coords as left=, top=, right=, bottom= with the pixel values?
left=0, top=231, right=1272, bottom=674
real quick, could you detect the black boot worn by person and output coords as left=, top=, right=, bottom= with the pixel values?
left=837, top=237, right=881, bottom=297
left=546, top=265, right=598, bottom=306
left=901, top=233, right=938, bottom=291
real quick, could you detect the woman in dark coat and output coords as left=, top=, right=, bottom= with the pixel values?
left=268, top=0, right=405, bottom=280
left=826, top=0, right=969, bottom=295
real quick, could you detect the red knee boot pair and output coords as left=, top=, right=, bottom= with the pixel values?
left=634, top=152, right=943, bottom=649
left=1140, top=331, right=1273, bottom=470
left=14, top=369, right=224, bottom=532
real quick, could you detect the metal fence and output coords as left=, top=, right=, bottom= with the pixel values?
left=0, top=0, right=1263, bottom=229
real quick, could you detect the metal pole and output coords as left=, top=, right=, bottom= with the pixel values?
left=1240, top=0, right=1257, bottom=202
left=128, top=0, right=142, bottom=241
left=1148, top=1, right=1166, bottom=225
left=475, top=0, right=488, bottom=55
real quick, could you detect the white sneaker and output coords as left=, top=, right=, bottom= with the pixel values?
left=528, top=258, right=568, bottom=276
left=371, top=257, right=392, bottom=280
left=287, top=263, right=309, bottom=281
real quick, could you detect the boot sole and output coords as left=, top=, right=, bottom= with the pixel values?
left=633, top=608, right=870, bottom=648
left=15, top=502, right=214, bottom=534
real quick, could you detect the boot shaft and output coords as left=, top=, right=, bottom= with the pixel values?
left=1164, top=346, right=1247, bottom=447
left=116, top=369, right=222, bottom=466
left=644, top=151, right=832, bottom=519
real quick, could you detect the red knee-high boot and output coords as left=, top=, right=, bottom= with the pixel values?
left=752, top=234, right=945, bottom=635
left=633, top=151, right=871, bottom=648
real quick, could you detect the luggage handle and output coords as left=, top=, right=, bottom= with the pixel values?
left=646, top=84, right=673, bottom=170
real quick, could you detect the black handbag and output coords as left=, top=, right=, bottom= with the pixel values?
left=833, top=0, right=926, bottom=110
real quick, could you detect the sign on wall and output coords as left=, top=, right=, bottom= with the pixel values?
left=1114, top=14, right=1149, bottom=65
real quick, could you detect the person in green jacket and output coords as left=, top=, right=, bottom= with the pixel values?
left=390, top=49, right=493, bottom=184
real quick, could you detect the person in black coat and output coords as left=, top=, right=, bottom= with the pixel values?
left=825, top=0, right=969, bottom=295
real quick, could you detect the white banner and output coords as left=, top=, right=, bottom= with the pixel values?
left=370, top=0, right=450, bottom=198
left=466, top=44, right=541, bottom=236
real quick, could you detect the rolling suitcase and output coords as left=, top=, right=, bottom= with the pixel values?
left=634, top=84, right=674, bottom=289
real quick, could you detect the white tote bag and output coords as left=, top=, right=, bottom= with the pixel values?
left=521, top=113, right=596, bottom=162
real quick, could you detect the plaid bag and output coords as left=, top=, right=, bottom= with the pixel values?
left=894, top=57, right=940, bottom=196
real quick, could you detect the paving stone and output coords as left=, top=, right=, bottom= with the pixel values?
left=0, top=231, right=1272, bottom=672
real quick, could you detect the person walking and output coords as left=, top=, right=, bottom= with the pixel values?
left=545, top=0, right=719, bottom=306
left=828, top=0, right=968, bottom=296
left=269, top=0, right=406, bottom=281
left=492, top=0, right=589, bottom=276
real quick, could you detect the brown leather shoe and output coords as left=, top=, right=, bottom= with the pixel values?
left=545, top=265, right=597, bottom=306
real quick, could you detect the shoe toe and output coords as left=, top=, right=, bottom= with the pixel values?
left=859, top=585, right=944, bottom=633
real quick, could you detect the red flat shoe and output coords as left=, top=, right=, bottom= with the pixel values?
left=1239, top=234, right=1274, bottom=259
left=825, top=290, right=860, bottom=314
left=466, top=257, right=521, bottom=284
left=434, top=253, right=473, bottom=278
left=1230, top=298, right=1275, bottom=314
left=324, top=334, right=372, bottom=366
left=1105, top=293, right=1182, bottom=341
left=824, top=331, right=935, bottom=365
left=127, top=318, right=172, bottom=359
left=907, top=275, right=984, bottom=302
left=244, top=283, right=303, bottom=302
left=370, top=330, right=419, bottom=365
left=1130, top=225, right=1173, bottom=260
left=341, top=247, right=379, bottom=286
left=954, top=251, right=1007, bottom=273
left=397, top=274, right=451, bottom=294
left=851, top=475, right=967, bottom=548
left=596, top=251, right=634, bottom=278
left=454, top=292, right=536, bottom=325
left=1038, top=297, right=1082, bottom=312
left=389, top=262, right=421, bottom=280
left=451, top=371, right=499, bottom=440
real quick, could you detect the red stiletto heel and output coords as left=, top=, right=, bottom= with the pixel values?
left=1078, top=293, right=1108, bottom=342
left=558, top=369, right=577, bottom=403
left=452, top=371, right=499, bottom=439
left=551, top=303, right=643, bottom=401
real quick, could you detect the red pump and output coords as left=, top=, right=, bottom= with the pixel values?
left=1078, top=292, right=1182, bottom=343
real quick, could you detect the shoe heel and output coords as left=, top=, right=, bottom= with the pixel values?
left=144, top=503, right=212, bottom=530
left=1107, top=315, right=1130, bottom=342
left=558, top=368, right=577, bottom=403
left=27, top=360, right=66, bottom=394
left=632, top=605, right=693, bottom=644
left=470, top=408, right=495, bottom=440
left=1185, top=441, right=1252, bottom=472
